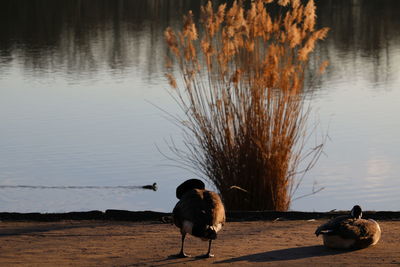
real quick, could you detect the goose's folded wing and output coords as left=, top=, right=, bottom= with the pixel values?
left=350, top=219, right=380, bottom=239
left=173, top=189, right=208, bottom=226
left=315, top=215, right=351, bottom=236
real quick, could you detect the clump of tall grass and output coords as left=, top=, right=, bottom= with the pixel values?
left=164, top=0, right=329, bottom=211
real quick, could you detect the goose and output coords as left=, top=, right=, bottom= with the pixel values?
left=172, top=179, right=225, bottom=258
left=315, top=205, right=381, bottom=249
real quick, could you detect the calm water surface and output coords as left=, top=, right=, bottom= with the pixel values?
left=0, top=0, right=399, bottom=212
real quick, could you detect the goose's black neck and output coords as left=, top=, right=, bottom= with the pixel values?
left=176, top=179, right=205, bottom=199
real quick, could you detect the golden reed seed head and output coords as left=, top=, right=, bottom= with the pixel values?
left=303, top=0, right=316, bottom=32
left=298, top=27, right=329, bottom=61
left=319, top=60, right=329, bottom=74
left=291, top=0, right=301, bottom=9
left=165, top=73, right=177, bottom=89
left=183, top=11, right=198, bottom=41
left=278, top=0, right=290, bottom=6
left=164, top=27, right=180, bottom=58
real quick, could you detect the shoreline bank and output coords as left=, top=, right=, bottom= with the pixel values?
left=1, top=209, right=400, bottom=222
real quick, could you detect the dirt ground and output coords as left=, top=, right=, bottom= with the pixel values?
left=0, top=220, right=399, bottom=266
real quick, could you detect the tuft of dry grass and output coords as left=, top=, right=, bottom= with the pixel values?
left=164, top=0, right=328, bottom=211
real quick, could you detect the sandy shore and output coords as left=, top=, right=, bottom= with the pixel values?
left=0, top=219, right=399, bottom=266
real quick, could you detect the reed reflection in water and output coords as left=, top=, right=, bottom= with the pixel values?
left=0, top=0, right=399, bottom=212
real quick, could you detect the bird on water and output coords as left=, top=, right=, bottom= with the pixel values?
left=315, top=205, right=381, bottom=249
left=172, top=179, right=225, bottom=258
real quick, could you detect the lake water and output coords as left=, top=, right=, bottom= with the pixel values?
left=0, top=0, right=399, bottom=213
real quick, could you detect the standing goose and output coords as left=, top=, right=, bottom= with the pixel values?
left=172, top=179, right=225, bottom=258
left=315, top=205, right=381, bottom=249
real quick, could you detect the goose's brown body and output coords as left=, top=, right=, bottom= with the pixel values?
left=173, top=188, right=225, bottom=239
left=315, top=206, right=381, bottom=249
left=172, top=179, right=225, bottom=258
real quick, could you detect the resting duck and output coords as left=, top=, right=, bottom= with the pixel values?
left=315, top=205, right=381, bottom=249
left=172, top=179, right=225, bottom=258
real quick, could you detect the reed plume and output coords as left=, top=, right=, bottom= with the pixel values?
left=164, top=0, right=328, bottom=211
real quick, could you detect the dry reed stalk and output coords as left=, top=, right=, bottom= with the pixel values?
left=164, top=0, right=328, bottom=211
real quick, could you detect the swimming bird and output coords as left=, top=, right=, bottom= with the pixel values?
left=142, top=182, right=157, bottom=191
left=172, top=179, right=225, bottom=258
left=315, top=205, right=381, bottom=249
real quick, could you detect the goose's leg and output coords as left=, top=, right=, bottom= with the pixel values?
left=206, top=239, right=214, bottom=258
left=197, top=239, right=214, bottom=258
left=174, top=233, right=189, bottom=258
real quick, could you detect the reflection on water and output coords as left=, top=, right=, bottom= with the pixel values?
left=315, top=0, right=400, bottom=88
left=0, top=0, right=206, bottom=82
left=0, top=0, right=399, bottom=212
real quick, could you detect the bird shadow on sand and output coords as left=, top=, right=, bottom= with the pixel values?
left=216, top=245, right=351, bottom=263
left=134, top=254, right=214, bottom=267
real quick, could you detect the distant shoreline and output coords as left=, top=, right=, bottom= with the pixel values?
left=1, top=209, right=399, bottom=222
